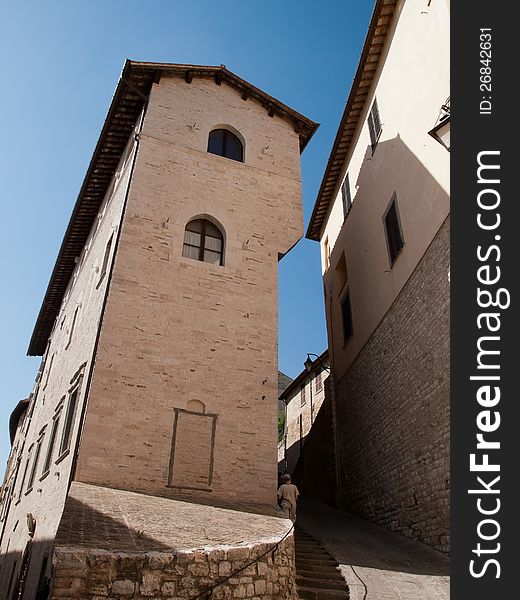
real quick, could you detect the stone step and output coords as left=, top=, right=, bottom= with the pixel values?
left=297, top=576, right=348, bottom=591
left=296, top=561, right=341, bottom=577
left=297, top=569, right=344, bottom=581
left=296, top=541, right=322, bottom=548
left=295, top=550, right=337, bottom=564
left=297, top=586, right=349, bottom=600
left=296, top=556, right=338, bottom=571
left=294, top=527, right=349, bottom=600
left=296, top=547, right=326, bottom=555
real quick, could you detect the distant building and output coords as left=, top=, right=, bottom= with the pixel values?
left=306, top=0, right=450, bottom=553
left=278, top=371, right=292, bottom=422
left=278, top=351, right=329, bottom=476
left=0, top=61, right=317, bottom=599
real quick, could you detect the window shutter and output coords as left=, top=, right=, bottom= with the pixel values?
left=368, top=111, right=376, bottom=147
left=372, top=99, right=382, bottom=135
left=368, top=98, right=382, bottom=150
left=341, top=173, right=352, bottom=218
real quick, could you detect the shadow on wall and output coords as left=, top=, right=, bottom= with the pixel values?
left=1, top=539, right=53, bottom=600
left=0, top=496, right=173, bottom=600
left=291, top=384, right=336, bottom=506
left=320, top=134, right=450, bottom=553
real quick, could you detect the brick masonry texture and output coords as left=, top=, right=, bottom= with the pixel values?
left=1, top=72, right=305, bottom=599
left=298, top=217, right=450, bottom=554
left=74, top=75, right=303, bottom=507
left=52, top=541, right=297, bottom=600
left=51, top=483, right=297, bottom=599
left=293, top=378, right=336, bottom=506
left=334, top=216, right=450, bottom=553
left=0, top=140, right=135, bottom=598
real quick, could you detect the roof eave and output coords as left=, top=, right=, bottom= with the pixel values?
left=305, top=0, right=398, bottom=241
left=28, top=61, right=318, bottom=355
left=279, top=350, right=329, bottom=402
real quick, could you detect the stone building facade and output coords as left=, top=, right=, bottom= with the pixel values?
left=0, top=61, right=316, bottom=598
left=306, top=0, right=450, bottom=553
left=277, top=352, right=329, bottom=477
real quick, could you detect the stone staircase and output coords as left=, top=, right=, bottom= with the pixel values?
left=294, top=527, right=349, bottom=599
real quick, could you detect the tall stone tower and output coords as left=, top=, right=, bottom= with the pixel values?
left=0, top=61, right=317, bottom=599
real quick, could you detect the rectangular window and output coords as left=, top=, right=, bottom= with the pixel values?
left=315, top=371, right=323, bottom=393
left=384, top=193, right=404, bottom=265
left=66, top=307, right=79, bottom=349
left=43, top=353, right=55, bottom=390
left=58, top=386, right=80, bottom=459
left=341, top=290, right=353, bottom=344
left=341, top=173, right=352, bottom=219
left=97, top=233, right=114, bottom=288
left=17, top=449, right=32, bottom=502
left=42, top=406, right=62, bottom=477
left=26, top=429, right=45, bottom=493
left=335, top=251, right=348, bottom=294
left=300, top=384, right=306, bottom=407
left=367, top=97, right=382, bottom=151
left=0, top=477, right=14, bottom=520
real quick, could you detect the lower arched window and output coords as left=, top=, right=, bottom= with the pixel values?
left=182, top=219, right=224, bottom=266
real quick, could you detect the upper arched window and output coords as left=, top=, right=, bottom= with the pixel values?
left=182, top=219, right=224, bottom=266
left=207, top=129, right=244, bottom=162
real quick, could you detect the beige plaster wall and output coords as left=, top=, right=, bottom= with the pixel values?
left=74, top=75, right=304, bottom=506
left=319, top=0, right=450, bottom=380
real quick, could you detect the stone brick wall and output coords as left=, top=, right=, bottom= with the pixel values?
left=74, top=75, right=304, bottom=507
left=0, top=135, right=137, bottom=599
left=292, top=380, right=336, bottom=506
left=333, top=217, right=450, bottom=553
left=52, top=537, right=297, bottom=599
left=278, top=366, right=328, bottom=475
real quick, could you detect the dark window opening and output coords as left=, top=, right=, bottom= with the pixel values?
left=43, top=353, right=54, bottom=390
left=97, top=233, right=113, bottom=288
left=17, top=452, right=31, bottom=502
left=315, top=371, right=323, bottom=393
left=368, top=98, right=382, bottom=151
left=42, top=410, right=61, bottom=476
left=341, top=291, right=353, bottom=344
left=335, top=251, right=348, bottom=293
left=59, top=387, right=80, bottom=458
left=26, top=430, right=45, bottom=492
left=182, top=219, right=224, bottom=266
left=341, top=173, right=352, bottom=218
left=66, top=306, right=79, bottom=349
left=384, top=194, right=404, bottom=265
left=208, top=128, right=244, bottom=162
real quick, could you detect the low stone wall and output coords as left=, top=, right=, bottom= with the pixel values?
left=51, top=536, right=297, bottom=599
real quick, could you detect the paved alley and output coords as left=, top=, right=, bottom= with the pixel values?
left=297, top=498, right=449, bottom=600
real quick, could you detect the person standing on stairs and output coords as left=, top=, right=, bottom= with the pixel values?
left=277, top=473, right=299, bottom=522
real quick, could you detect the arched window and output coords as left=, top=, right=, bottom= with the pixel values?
left=207, top=128, right=244, bottom=162
left=182, top=219, right=224, bottom=266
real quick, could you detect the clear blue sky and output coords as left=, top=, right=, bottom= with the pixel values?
left=0, top=0, right=373, bottom=468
